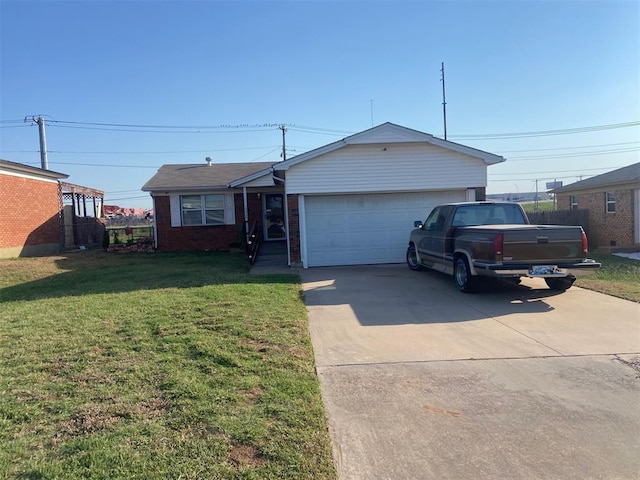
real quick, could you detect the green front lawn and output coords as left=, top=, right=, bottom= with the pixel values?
left=576, top=253, right=640, bottom=303
left=0, top=251, right=335, bottom=479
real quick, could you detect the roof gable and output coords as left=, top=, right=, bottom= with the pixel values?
left=553, top=162, right=640, bottom=193
left=273, top=122, right=505, bottom=171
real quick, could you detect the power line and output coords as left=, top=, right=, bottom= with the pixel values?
left=6, top=117, right=638, bottom=138
left=104, top=194, right=150, bottom=202
left=507, top=147, right=639, bottom=161
left=490, top=174, right=599, bottom=183
left=105, top=189, right=144, bottom=194
left=1, top=145, right=280, bottom=155
left=46, top=161, right=159, bottom=168
left=497, top=141, right=640, bottom=154
left=448, top=121, right=639, bottom=140
left=48, top=124, right=273, bottom=134
left=489, top=165, right=625, bottom=177
left=48, top=120, right=292, bottom=129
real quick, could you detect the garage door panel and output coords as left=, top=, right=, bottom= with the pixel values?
left=304, top=191, right=467, bottom=266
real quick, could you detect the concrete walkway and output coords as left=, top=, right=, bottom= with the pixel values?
left=301, top=264, right=640, bottom=480
left=248, top=240, right=297, bottom=275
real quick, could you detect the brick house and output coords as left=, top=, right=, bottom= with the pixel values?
left=0, top=158, right=69, bottom=257
left=553, top=162, right=640, bottom=251
left=142, top=123, right=505, bottom=268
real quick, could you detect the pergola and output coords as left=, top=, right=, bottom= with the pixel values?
left=60, top=182, right=104, bottom=218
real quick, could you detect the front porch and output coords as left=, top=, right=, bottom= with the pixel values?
left=249, top=240, right=295, bottom=275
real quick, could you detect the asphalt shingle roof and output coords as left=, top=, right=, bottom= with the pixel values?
left=553, top=162, right=640, bottom=193
left=142, top=162, right=276, bottom=191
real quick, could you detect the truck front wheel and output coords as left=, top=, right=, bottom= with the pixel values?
left=406, top=245, right=423, bottom=271
left=545, top=276, right=575, bottom=291
left=454, top=257, right=477, bottom=293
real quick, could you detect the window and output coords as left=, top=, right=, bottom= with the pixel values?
left=606, top=192, right=616, bottom=213
left=423, top=207, right=447, bottom=232
left=181, top=194, right=226, bottom=225
left=570, top=195, right=578, bottom=210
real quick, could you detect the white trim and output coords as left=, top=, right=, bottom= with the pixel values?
left=228, top=167, right=275, bottom=188
left=242, top=187, right=249, bottom=243
left=0, top=168, right=61, bottom=183
left=298, top=194, right=308, bottom=268
left=169, top=193, right=235, bottom=226
left=635, top=189, right=640, bottom=244
left=169, top=195, right=181, bottom=227
left=224, top=193, right=235, bottom=225
left=466, top=188, right=476, bottom=201
left=606, top=191, right=616, bottom=214
left=152, top=196, right=159, bottom=248
left=284, top=193, right=290, bottom=267
left=274, top=122, right=505, bottom=172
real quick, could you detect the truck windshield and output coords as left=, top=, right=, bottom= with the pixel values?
left=452, top=204, right=527, bottom=226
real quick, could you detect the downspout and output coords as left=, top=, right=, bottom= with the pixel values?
left=272, top=172, right=289, bottom=266
left=151, top=195, right=158, bottom=250
left=242, top=187, right=249, bottom=245
left=57, top=181, right=65, bottom=252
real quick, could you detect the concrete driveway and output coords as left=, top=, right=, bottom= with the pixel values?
left=301, top=264, right=640, bottom=480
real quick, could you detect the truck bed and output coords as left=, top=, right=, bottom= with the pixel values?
left=457, top=224, right=587, bottom=264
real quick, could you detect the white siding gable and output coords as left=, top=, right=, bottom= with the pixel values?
left=345, top=123, right=431, bottom=145
left=285, top=143, right=487, bottom=195
left=236, top=173, right=275, bottom=188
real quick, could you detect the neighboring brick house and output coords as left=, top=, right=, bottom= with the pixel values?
left=142, top=123, right=505, bottom=268
left=553, top=162, right=640, bottom=251
left=0, top=158, right=68, bottom=257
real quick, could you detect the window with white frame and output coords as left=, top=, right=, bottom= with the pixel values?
left=605, top=192, right=616, bottom=213
left=570, top=195, right=578, bottom=210
left=181, top=194, right=225, bottom=225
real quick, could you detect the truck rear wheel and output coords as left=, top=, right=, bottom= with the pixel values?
left=455, top=257, right=477, bottom=293
left=406, top=245, right=423, bottom=271
left=545, top=276, right=575, bottom=291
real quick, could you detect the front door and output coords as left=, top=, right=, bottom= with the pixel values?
left=263, top=193, right=285, bottom=241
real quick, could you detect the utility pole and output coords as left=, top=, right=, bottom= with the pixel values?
left=279, top=125, right=287, bottom=161
left=440, top=62, right=447, bottom=140
left=26, top=116, right=49, bottom=169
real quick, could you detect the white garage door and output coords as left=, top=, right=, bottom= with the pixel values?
left=304, top=191, right=467, bottom=267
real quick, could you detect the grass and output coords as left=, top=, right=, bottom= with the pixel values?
left=0, top=251, right=336, bottom=479
left=575, top=253, right=640, bottom=303
left=520, top=200, right=555, bottom=213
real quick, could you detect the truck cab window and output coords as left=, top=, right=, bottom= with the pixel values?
left=424, top=207, right=446, bottom=232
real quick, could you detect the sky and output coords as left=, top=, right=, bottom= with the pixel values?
left=1, top=0, right=638, bottom=210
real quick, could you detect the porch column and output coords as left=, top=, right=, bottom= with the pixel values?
left=242, top=187, right=249, bottom=244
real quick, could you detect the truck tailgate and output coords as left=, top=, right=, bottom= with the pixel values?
left=502, top=225, right=585, bottom=263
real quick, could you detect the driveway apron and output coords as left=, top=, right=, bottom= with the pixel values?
left=301, top=264, right=640, bottom=480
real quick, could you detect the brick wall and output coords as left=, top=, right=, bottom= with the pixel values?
left=0, top=174, right=62, bottom=256
left=153, top=193, right=264, bottom=252
left=557, top=188, right=635, bottom=249
left=287, top=194, right=301, bottom=266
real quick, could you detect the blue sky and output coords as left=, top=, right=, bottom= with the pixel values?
left=1, top=0, right=638, bottom=209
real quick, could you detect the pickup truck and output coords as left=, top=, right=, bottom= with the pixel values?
left=407, top=201, right=600, bottom=293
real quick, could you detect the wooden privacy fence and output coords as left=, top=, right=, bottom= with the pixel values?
left=527, top=209, right=593, bottom=246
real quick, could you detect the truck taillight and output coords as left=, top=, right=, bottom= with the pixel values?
left=581, top=230, right=588, bottom=257
left=493, top=233, right=504, bottom=259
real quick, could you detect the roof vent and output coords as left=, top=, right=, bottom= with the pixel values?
left=205, top=156, right=213, bottom=166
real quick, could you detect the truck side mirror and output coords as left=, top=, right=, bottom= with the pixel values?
left=414, top=221, right=423, bottom=228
